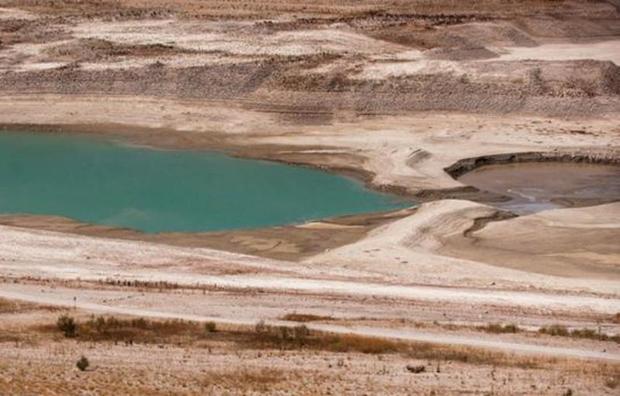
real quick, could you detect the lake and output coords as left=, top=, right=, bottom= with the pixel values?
left=0, top=131, right=408, bottom=233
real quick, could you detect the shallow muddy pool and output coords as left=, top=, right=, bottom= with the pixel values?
left=0, top=131, right=408, bottom=233
left=458, top=162, right=620, bottom=214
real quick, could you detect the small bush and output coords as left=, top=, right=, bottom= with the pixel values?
left=57, top=315, right=77, bottom=338
left=76, top=316, right=203, bottom=343
left=293, top=325, right=309, bottom=341
left=76, top=355, right=89, bottom=371
left=570, top=328, right=597, bottom=339
left=39, top=314, right=556, bottom=368
left=480, top=323, right=520, bottom=334
left=538, top=325, right=619, bottom=343
left=204, top=321, right=217, bottom=333
left=324, top=334, right=400, bottom=354
left=406, top=365, right=426, bottom=374
left=281, top=313, right=334, bottom=322
left=277, top=326, right=290, bottom=340
left=502, top=324, right=519, bottom=333
left=539, top=324, right=569, bottom=337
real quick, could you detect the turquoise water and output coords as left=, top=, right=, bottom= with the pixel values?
left=0, top=131, right=408, bottom=233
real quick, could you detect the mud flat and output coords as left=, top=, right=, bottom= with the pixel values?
left=457, top=162, right=620, bottom=213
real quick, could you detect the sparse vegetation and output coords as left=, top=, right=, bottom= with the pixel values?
left=2, top=310, right=616, bottom=394
left=199, top=368, right=297, bottom=393
left=406, top=364, right=426, bottom=373
left=539, top=324, right=569, bottom=336
left=281, top=313, right=335, bottom=322
left=41, top=315, right=554, bottom=367
left=0, top=298, right=58, bottom=314
left=539, top=325, right=620, bottom=343
left=0, top=330, right=22, bottom=344
left=405, top=341, right=544, bottom=368
left=56, top=315, right=77, bottom=338
left=478, top=323, right=520, bottom=334
left=249, top=321, right=398, bottom=353
left=204, top=321, right=217, bottom=333
left=0, top=298, right=25, bottom=314
left=76, top=355, right=89, bottom=371
left=44, top=315, right=401, bottom=353
left=59, top=315, right=207, bottom=344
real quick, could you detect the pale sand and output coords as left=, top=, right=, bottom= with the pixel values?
left=0, top=6, right=618, bottom=363
left=495, top=41, right=620, bottom=65
left=0, top=95, right=618, bottom=294
left=1, top=95, right=618, bottom=194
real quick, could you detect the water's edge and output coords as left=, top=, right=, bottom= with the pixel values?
left=0, top=130, right=411, bottom=233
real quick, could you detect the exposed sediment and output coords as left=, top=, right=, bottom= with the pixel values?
left=444, top=149, right=620, bottom=178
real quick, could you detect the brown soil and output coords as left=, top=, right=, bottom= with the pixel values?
left=1, top=298, right=619, bottom=395
left=0, top=208, right=415, bottom=261
left=1, top=2, right=619, bottom=117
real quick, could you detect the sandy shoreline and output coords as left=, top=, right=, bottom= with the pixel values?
left=0, top=94, right=618, bottom=287
left=1, top=95, right=618, bottom=195
left=1, top=98, right=618, bottom=271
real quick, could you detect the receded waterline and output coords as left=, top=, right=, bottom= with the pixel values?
left=0, top=131, right=410, bottom=233
left=457, top=162, right=620, bottom=214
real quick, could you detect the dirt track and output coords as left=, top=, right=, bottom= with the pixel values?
left=1, top=287, right=618, bottom=362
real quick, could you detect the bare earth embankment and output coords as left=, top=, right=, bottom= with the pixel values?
left=0, top=0, right=619, bottom=394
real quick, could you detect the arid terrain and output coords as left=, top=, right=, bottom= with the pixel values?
left=0, top=0, right=619, bottom=394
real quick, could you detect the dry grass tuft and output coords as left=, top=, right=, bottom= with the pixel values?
left=0, top=330, right=22, bottom=343
left=0, top=298, right=21, bottom=314
left=248, top=321, right=400, bottom=353
left=478, top=323, right=520, bottom=334
left=200, top=368, right=295, bottom=393
left=539, top=324, right=620, bottom=344
left=0, top=298, right=58, bottom=314
left=298, top=333, right=400, bottom=354
left=77, top=316, right=208, bottom=343
left=280, top=313, right=335, bottom=322
left=35, top=314, right=619, bottom=371
left=404, top=342, right=545, bottom=369
left=40, top=315, right=211, bottom=344
left=539, top=324, right=570, bottom=337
